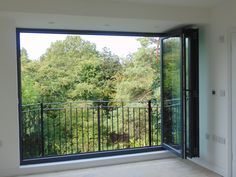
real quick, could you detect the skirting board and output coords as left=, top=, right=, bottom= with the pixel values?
left=190, top=158, right=225, bottom=176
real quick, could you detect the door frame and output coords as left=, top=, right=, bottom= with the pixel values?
left=160, top=29, right=186, bottom=158
left=160, top=28, right=199, bottom=159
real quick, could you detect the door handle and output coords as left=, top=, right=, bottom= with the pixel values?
left=185, top=89, right=198, bottom=97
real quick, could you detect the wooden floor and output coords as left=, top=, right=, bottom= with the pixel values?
left=18, top=158, right=222, bottom=177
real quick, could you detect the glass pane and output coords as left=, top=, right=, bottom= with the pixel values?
left=184, top=30, right=199, bottom=158
left=185, top=37, right=190, bottom=153
left=162, top=37, right=182, bottom=153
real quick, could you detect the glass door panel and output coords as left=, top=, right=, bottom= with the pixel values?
left=184, top=29, right=199, bottom=158
left=161, top=36, right=183, bottom=156
left=161, top=28, right=199, bottom=159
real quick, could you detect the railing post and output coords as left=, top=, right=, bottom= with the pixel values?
left=69, top=103, right=73, bottom=154
left=122, top=102, right=124, bottom=148
left=97, top=103, right=101, bottom=151
left=40, top=103, right=45, bottom=157
left=148, top=100, right=152, bottom=146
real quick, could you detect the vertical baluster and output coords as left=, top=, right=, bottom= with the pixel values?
left=47, top=107, right=50, bottom=155
left=76, top=108, right=78, bottom=153
left=29, top=110, right=32, bottom=157
left=33, top=110, right=37, bottom=157
left=144, top=107, right=147, bottom=146
left=82, top=108, right=84, bottom=152
left=59, top=109, right=62, bottom=154
left=53, top=110, right=56, bottom=154
left=133, top=108, right=135, bottom=148
left=106, top=106, right=109, bottom=150
left=38, top=109, right=41, bottom=156
left=23, top=109, right=27, bottom=158
left=127, top=107, right=130, bottom=148
left=139, top=107, right=141, bottom=147
left=156, top=106, right=159, bottom=145
left=122, top=102, right=124, bottom=148
left=93, top=107, right=95, bottom=151
left=172, top=105, right=174, bottom=144
left=87, top=107, right=89, bottom=152
left=101, top=104, right=103, bottom=150
left=97, top=104, right=101, bottom=151
left=111, top=107, right=114, bottom=150
left=117, top=106, right=119, bottom=149
left=148, top=100, right=152, bottom=147
left=64, top=109, right=67, bottom=154
left=70, top=103, right=73, bottom=154
left=177, top=105, right=179, bottom=144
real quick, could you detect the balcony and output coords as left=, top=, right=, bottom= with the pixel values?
left=20, top=100, right=180, bottom=164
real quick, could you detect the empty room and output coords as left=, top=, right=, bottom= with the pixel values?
left=0, top=0, right=236, bottom=177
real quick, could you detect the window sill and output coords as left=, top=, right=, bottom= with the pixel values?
left=19, top=150, right=175, bottom=176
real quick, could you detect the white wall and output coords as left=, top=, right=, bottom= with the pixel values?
left=191, top=25, right=228, bottom=176
left=231, top=33, right=236, bottom=177
left=191, top=1, right=236, bottom=176
left=0, top=17, right=20, bottom=176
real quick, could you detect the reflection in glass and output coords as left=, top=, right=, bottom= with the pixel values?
left=185, top=38, right=190, bottom=153
left=162, top=37, right=182, bottom=153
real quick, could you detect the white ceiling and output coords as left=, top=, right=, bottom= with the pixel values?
left=7, top=12, right=184, bottom=33
left=0, top=0, right=213, bottom=32
left=110, top=0, right=225, bottom=7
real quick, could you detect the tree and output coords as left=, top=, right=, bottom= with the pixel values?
left=21, top=48, right=40, bottom=104
left=162, top=38, right=181, bottom=100
left=20, top=36, right=163, bottom=158
left=114, top=37, right=160, bottom=101
left=24, top=36, right=121, bottom=103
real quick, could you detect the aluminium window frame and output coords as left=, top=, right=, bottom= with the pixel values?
left=16, top=28, right=166, bottom=165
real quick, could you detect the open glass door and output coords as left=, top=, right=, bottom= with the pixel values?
left=185, top=29, right=199, bottom=158
left=161, top=28, right=199, bottom=158
left=161, top=31, right=184, bottom=157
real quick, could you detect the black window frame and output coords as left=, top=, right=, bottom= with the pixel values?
left=16, top=28, right=165, bottom=165
left=16, top=27, right=199, bottom=165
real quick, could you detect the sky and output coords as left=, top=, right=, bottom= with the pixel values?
left=20, top=33, right=142, bottom=60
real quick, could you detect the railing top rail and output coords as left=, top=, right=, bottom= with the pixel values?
left=21, top=99, right=161, bottom=107
left=21, top=99, right=181, bottom=108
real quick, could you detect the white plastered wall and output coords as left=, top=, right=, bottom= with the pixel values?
left=191, top=1, right=236, bottom=177
left=0, top=16, right=19, bottom=176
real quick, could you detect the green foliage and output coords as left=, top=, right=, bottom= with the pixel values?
left=115, top=37, right=160, bottom=101
left=21, top=48, right=40, bottom=104
left=20, top=36, right=165, bottom=158
left=24, top=36, right=121, bottom=103
left=21, top=36, right=161, bottom=103
left=162, top=38, right=181, bottom=100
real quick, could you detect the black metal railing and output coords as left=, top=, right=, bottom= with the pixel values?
left=20, top=100, right=179, bottom=162
left=163, top=98, right=181, bottom=145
